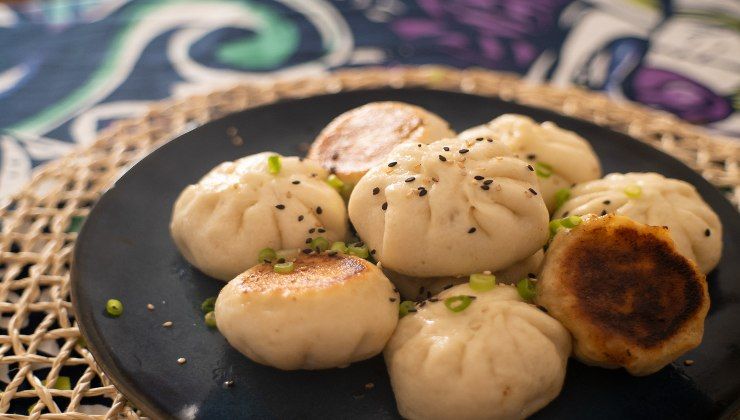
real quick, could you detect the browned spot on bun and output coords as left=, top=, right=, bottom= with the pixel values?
left=560, top=221, right=705, bottom=349
left=308, top=102, right=423, bottom=176
left=237, top=253, right=368, bottom=294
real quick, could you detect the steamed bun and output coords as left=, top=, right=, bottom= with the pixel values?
left=308, top=102, right=455, bottom=184
left=215, top=253, right=399, bottom=370
left=349, top=136, right=549, bottom=277
left=385, top=249, right=544, bottom=301
left=385, top=284, right=571, bottom=420
left=460, top=114, right=601, bottom=211
left=170, top=152, right=348, bottom=280
left=553, top=172, right=722, bottom=273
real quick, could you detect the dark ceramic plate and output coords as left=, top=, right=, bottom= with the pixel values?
left=71, top=89, right=740, bottom=420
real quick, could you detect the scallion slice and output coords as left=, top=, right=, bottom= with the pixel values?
left=534, top=162, right=553, bottom=178
left=267, top=155, right=281, bottom=174
left=258, top=247, right=277, bottom=263
left=517, top=278, right=537, bottom=301
left=205, top=311, right=217, bottom=328
left=444, top=295, right=473, bottom=313
left=348, top=243, right=369, bottom=259
left=624, top=184, right=642, bottom=198
left=554, top=188, right=571, bottom=211
left=469, top=273, right=496, bottom=292
left=398, top=300, right=416, bottom=318
left=560, top=215, right=582, bottom=228
left=201, top=297, right=216, bottom=314
left=106, top=299, right=123, bottom=317
left=330, top=241, right=347, bottom=253
left=326, top=174, right=344, bottom=190
left=310, top=236, right=330, bottom=252
left=274, top=261, right=294, bottom=274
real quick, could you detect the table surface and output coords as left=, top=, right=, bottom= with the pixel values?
left=0, top=0, right=738, bottom=200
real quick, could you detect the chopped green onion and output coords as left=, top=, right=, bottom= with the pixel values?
left=276, top=248, right=299, bottom=261
left=348, top=243, right=369, bottom=259
left=534, top=162, right=553, bottom=179
left=624, top=184, right=642, bottom=198
left=274, top=261, right=294, bottom=274
left=205, top=311, right=217, bottom=328
left=469, top=273, right=496, bottom=292
left=560, top=215, right=582, bottom=228
left=399, top=300, right=416, bottom=318
left=444, top=295, right=474, bottom=313
left=53, top=376, right=71, bottom=390
left=310, top=237, right=330, bottom=252
left=258, top=247, right=277, bottom=263
left=66, top=215, right=85, bottom=233
left=105, top=299, right=123, bottom=317
left=554, top=188, right=571, bottom=210
left=340, top=182, right=354, bottom=200
left=517, top=278, right=537, bottom=301
left=201, top=297, right=216, bottom=314
left=326, top=174, right=344, bottom=190
left=549, top=219, right=563, bottom=238
left=330, top=241, right=347, bottom=253
left=267, top=155, right=281, bottom=174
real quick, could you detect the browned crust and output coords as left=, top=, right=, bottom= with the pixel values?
left=236, top=253, right=369, bottom=294
left=307, top=102, right=424, bottom=176
left=557, top=217, right=706, bottom=350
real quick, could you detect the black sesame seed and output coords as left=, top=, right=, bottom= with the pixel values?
left=600, top=210, right=607, bottom=216
left=388, top=162, right=397, bottom=167
left=474, top=175, right=484, bottom=180
left=277, top=258, right=286, bottom=264
left=372, top=187, right=380, bottom=195
left=318, top=228, right=326, bottom=233
left=316, top=206, right=323, bottom=214
left=483, top=179, right=493, bottom=185
left=393, top=288, right=399, bottom=293
left=562, top=211, right=570, bottom=217
left=298, top=215, right=304, bottom=222
left=459, top=148, right=469, bottom=154
left=331, top=152, right=339, bottom=161
left=481, top=185, right=490, bottom=190
left=528, top=188, right=538, bottom=195
left=275, top=204, right=285, bottom=210
left=302, top=248, right=313, bottom=254
left=311, top=173, right=317, bottom=178
left=527, top=165, right=534, bottom=171
left=305, top=238, right=312, bottom=244
left=292, top=180, right=301, bottom=185
left=475, top=137, right=484, bottom=142
left=438, top=155, right=447, bottom=162
left=389, top=297, right=397, bottom=302
left=329, top=167, right=336, bottom=174
left=309, top=228, right=316, bottom=233
left=527, top=273, right=536, bottom=278
left=705, top=229, right=711, bottom=237
left=417, top=144, right=422, bottom=147
left=223, top=380, right=235, bottom=388
left=370, top=249, right=376, bottom=255
left=327, top=250, right=338, bottom=256
left=526, top=154, right=536, bottom=160
left=443, top=146, right=450, bottom=151
left=487, top=138, right=493, bottom=143
left=405, top=177, right=415, bottom=182
left=382, top=202, right=388, bottom=211
left=603, top=200, right=611, bottom=205
left=468, top=227, right=477, bottom=233
left=419, top=189, right=428, bottom=196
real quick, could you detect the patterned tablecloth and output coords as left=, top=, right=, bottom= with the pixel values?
left=0, top=0, right=738, bottom=199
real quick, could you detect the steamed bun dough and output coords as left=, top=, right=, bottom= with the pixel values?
left=537, top=215, right=709, bottom=376
left=554, top=172, right=722, bottom=273
left=349, top=136, right=549, bottom=278
left=308, top=102, right=455, bottom=184
left=215, top=253, right=399, bottom=370
left=385, top=249, right=544, bottom=301
left=170, top=152, right=348, bottom=280
left=460, top=114, right=601, bottom=212
left=385, top=284, right=571, bottom=420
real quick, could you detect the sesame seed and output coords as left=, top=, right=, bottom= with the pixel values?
left=305, top=238, right=312, bottom=244
left=527, top=154, right=536, bottom=160
left=277, top=258, right=286, bottom=264
left=474, top=175, right=484, bottom=180
left=405, top=177, right=415, bottom=182
left=527, top=165, right=534, bottom=171
left=481, top=185, right=490, bottom=190
left=370, top=249, right=376, bottom=255
left=419, top=301, right=427, bottom=307
left=292, top=180, right=300, bottom=185
left=275, top=204, right=285, bottom=210
left=356, top=241, right=365, bottom=247
left=327, top=250, right=338, bottom=256
left=527, top=273, right=536, bottom=278
left=318, top=228, right=326, bottom=233
left=365, top=383, right=375, bottom=390
left=705, top=229, right=711, bottom=237
left=417, top=144, right=422, bottom=147
left=487, top=138, right=493, bottom=142
left=224, top=380, right=235, bottom=388
left=372, top=187, right=380, bottom=195
left=298, top=215, right=304, bottom=222
left=329, top=167, right=336, bottom=174
left=309, top=228, right=316, bottom=233
left=388, top=162, right=397, bottom=167
left=443, top=146, right=450, bottom=151
left=528, top=188, right=538, bottom=195
left=381, top=202, right=388, bottom=211
left=475, top=137, right=484, bottom=142
left=600, top=210, right=607, bottom=216
left=311, top=173, right=317, bottom=178
left=419, top=189, right=428, bottom=196
left=177, top=357, right=186, bottom=365
left=603, top=200, right=611, bottom=205
left=302, top=248, right=313, bottom=254
left=146, top=303, right=154, bottom=311
left=562, top=211, right=569, bottom=217
left=316, top=206, right=323, bottom=214
left=468, top=227, right=477, bottom=233
left=684, top=359, right=694, bottom=366
left=459, top=148, right=469, bottom=154
left=483, top=179, right=493, bottom=185
left=438, top=155, right=447, bottom=162
left=163, top=321, right=173, bottom=328
left=331, top=152, right=339, bottom=160
left=389, top=297, right=397, bottom=302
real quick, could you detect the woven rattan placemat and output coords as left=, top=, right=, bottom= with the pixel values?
left=0, top=66, right=737, bottom=419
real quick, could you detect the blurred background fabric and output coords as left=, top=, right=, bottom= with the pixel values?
left=0, top=0, right=738, bottom=198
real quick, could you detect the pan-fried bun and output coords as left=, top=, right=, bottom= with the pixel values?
left=215, top=253, right=399, bottom=370
left=308, top=102, right=455, bottom=184
left=536, top=215, right=709, bottom=376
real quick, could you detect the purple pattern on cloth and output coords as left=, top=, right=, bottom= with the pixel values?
left=392, top=0, right=570, bottom=70
left=631, top=68, right=732, bottom=124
